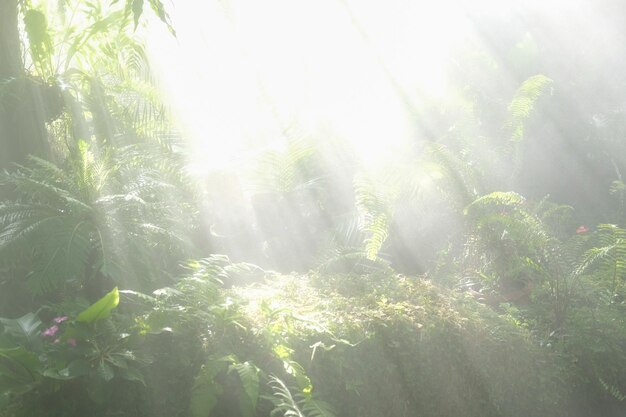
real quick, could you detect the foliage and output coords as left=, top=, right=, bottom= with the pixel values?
left=233, top=272, right=573, bottom=417
left=0, top=148, right=193, bottom=296
left=2, top=1, right=626, bottom=417
left=265, top=375, right=336, bottom=417
left=76, top=287, right=119, bottom=322
left=353, top=171, right=398, bottom=260
left=0, top=289, right=148, bottom=417
left=506, top=74, right=554, bottom=143
left=455, top=191, right=626, bottom=413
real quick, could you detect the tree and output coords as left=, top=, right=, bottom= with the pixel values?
left=0, top=0, right=173, bottom=172
left=0, top=0, right=51, bottom=171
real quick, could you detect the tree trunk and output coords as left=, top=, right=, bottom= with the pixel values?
left=0, top=0, right=51, bottom=171
left=0, top=0, right=24, bottom=79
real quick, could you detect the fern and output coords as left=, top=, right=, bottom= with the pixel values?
left=573, top=224, right=626, bottom=294
left=266, top=375, right=337, bottom=417
left=424, top=142, right=481, bottom=208
left=599, top=377, right=626, bottom=402
left=353, top=172, right=399, bottom=260
left=465, top=192, right=551, bottom=250
left=0, top=146, right=193, bottom=294
left=503, top=75, right=553, bottom=182
left=506, top=74, right=553, bottom=143
left=464, top=191, right=526, bottom=216
left=249, top=138, right=323, bottom=195
left=462, top=191, right=561, bottom=297
left=266, top=376, right=305, bottom=417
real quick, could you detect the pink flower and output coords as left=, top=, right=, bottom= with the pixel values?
left=42, top=325, right=59, bottom=337
left=67, top=338, right=77, bottom=347
left=576, top=225, right=590, bottom=234
left=53, top=316, right=69, bottom=324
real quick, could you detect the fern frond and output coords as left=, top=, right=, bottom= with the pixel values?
left=266, top=375, right=337, bottom=417
left=424, top=142, right=480, bottom=207
left=464, top=191, right=526, bottom=216
left=599, top=377, right=626, bottom=401
left=353, top=172, right=398, bottom=260
left=267, top=375, right=306, bottom=417
left=250, top=139, right=320, bottom=195
left=506, top=74, right=553, bottom=143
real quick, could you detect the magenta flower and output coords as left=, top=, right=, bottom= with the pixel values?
left=67, top=338, right=77, bottom=347
left=42, top=325, right=59, bottom=337
left=53, top=316, right=69, bottom=324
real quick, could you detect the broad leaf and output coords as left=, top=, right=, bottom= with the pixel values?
left=0, top=313, right=42, bottom=349
left=0, top=347, right=41, bottom=395
left=131, top=0, right=144, bottom=29
left=190, top=359, right=227, bottom=417
left=96, top=361, right=115, bottom=382
left=43, top=359, right=90, bottom=381
left=126, top=0, right=175, bottom=35
left=117, top=367, right=145, bottom=385
left=23, top=9, right=53, bottom=74
left=77, top=287, right=119, bottom=323
left=66, top=359, right=90, bottom=378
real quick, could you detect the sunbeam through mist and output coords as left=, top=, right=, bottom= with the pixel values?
left=2, top=0, right=626, bottom=416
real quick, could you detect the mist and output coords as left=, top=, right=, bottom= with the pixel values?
left=1, top=1, right=626, bottom=416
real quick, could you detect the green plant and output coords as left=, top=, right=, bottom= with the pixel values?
left=0, top=144, right=193, bottom=297
left=0, top=287, right=149, bottom=415
left=191, top=356, right=261, bottom=417
left=265, top=375, right=337, bottom=417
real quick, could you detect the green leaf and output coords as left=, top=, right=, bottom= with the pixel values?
left=190, top=359, right=228, bottom=417
left=232, top=362, right=259, bottom=413
left=266, top=375, right=305, bottom=417
left=86, top=378, right=107, bottom=404
left=0, top=348, right=40, bottom=376
left=43, top=369, right=74, bottom=380
left=66, top=359, right=90, bottom=378
left=506, top=74, right=553, bottom=142
left=283, top=360, right=311, bottom=393
left=77, top=287, right=119, bottom=323
left=23, top=9, right=53, bottom=74
left=0, top=313, right=42, bottom=349
left=106, top=354, right=128, bottom=369
left=0, top=347, right=41, bottom=395
left=96, top=361, right=115, bottom=382
left=302, top=397, right=337, bottom=417
left=131, top=0, right=144, bottom=29
left=117, top=367, right=145, bottom=385
left=238, top=393, right=255, bottom=417
left=464, top=192, right=526, bottom=216
left=148, top=0, right=176, bottom=36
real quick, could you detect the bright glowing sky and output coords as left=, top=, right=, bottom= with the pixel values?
left=145, top=0, right=574, bottom=173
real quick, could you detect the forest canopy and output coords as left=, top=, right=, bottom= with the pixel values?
left=1, top=1, right=626, bottom=416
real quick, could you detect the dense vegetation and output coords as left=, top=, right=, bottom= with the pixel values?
left=1, top=1, right=625, bottom=416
